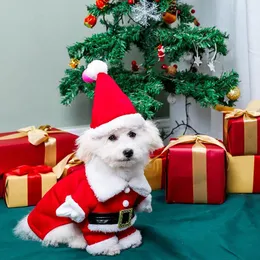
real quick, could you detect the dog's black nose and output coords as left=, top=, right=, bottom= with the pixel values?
left=123, top=149, right=134, bottom=158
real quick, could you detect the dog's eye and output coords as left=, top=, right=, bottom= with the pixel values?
left=128, top=131, right=136, bottom=138
left=108, top=134, right=117, bottom=141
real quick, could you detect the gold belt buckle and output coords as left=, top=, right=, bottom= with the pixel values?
left=118, top=208, right=133, bottom=229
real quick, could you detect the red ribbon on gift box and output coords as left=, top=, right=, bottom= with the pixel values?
left=4, top=165, right=52, bottom=206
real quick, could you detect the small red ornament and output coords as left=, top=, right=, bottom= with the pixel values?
left=84, top=14, right=97, bottom=28
left=155, top=0, right=160, bottom=2
left=177, top=10, right=181, bottom=15
left=96, top=0, right=108, bottom=9
left=173, top=64, right=178, bottom=68
left=161, top=64, right=168, bottom=70
left=131, top=60, right=139, bottom=71
left=128, top=0, right=135, bottom=4
left=191, top=9, right=196, bottom=14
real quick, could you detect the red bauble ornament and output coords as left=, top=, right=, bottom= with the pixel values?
left=84, top=14, right=97, bottom=28
left=161, top=64, right=168, bottom=70
left=191, top=9, right=196, bottom=14
left=173, top=64, right=178, bottom=68
left=155, top=0, right=160, bottom=2
left=131, top=60, right=139, bottom=71
left=177, top=10, right=181, bottom=15
left=128, top=0, right=135, bottom=4
left=96, top=0, right=108, bottom=9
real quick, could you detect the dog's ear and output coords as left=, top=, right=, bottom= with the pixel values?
left=144, top=120, right=164, bottom=152
left=75, top=131, right=93, bottom=163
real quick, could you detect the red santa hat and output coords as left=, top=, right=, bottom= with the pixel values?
left=82, top=60, right=145, bottom=138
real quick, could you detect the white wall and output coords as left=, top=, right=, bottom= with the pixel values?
left=0, top=0, right=102, bottom=132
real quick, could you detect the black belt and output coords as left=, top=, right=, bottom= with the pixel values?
left=88, top=208, right=134, bottom=229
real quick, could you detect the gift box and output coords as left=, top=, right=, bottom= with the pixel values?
left=144, top=147, right=167, bottom=190
left=227, top=154, right=260, bottom=193
left=0, top=125, right=78, bottom=175
left=166, top=135, right=226, bottom=204
left=220, top=101, right=260, bottom=156
left=53, top=152, right=84, bottom=180
left=4, top=165, right=57, bottom=208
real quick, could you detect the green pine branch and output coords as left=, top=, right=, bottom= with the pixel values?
left=58, top=0, right=240, bottom=120
left=162, top=70, right=239, bottom=107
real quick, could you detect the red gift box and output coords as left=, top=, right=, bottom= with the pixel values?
left=215, top=101, right=260, bottom=156
left=166, top=135, right=226, bottom=204
left=224, top=114, right=260, bottom=156
left=0, top=126, right=77, bottom=197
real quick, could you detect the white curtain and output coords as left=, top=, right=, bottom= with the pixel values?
left=169, top=0, right=260, bottom=140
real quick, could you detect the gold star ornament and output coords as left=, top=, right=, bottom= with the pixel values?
left=69, top=58, right=80, bottom=69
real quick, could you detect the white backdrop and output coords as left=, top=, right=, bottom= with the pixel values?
left=169, top=0, right=260, bottom=139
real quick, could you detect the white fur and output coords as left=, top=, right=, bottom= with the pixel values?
left=88, top=215, right=137, bottom=233
left=136, top=194, right=152, bottom=213
left=43, top=223, right=86, bottom=248
left=86, top=158, right=151, bottom=202
left=119, top=230, right=142, bottom=250
left=56, top=195, right=85, bottom=223
left=14, top=215, right=41, bottom=242
left=85, top=60, right=108, bottom=80
left=76, top=117, right=163, bottom=168
left=14, top=215, right=87, bottom=249
left=86, top=236, right=120, bottom=256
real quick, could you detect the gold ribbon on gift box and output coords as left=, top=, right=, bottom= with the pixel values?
left=0, top=125, right=64, bottom=166
left=215, top=100, right=260, bottom=155
left=226, top=154, right=257, bottom=193
left=53, top=152, right=83, bottom=179
left=151, top=135, right=226, bottom=203
left=144, top=158, right=163, bottom=190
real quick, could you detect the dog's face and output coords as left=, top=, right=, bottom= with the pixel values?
left=76, top=120, right=163, bottom=169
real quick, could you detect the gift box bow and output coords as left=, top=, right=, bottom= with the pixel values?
left=5, top=165, right=53, bottom=177
left=151, top=135, right=226, bottom=162
left=0, top=125, right=63, bottom=146
left=215, top=100, right=260, bottom=120
left=0, top=125, right=65, bottom=166
left=53, top=152, right=84, bottom=179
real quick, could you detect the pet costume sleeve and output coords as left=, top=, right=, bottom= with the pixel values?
left=135, top=194, right=152, bottom=213
left=56, top=180, right=97, bottom=223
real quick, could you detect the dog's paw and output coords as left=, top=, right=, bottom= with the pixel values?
left=104, top=244, right=121, bottom=256
left=131, top=239, right=142, bottom=249
left=146, top=205, right=152, bottom=213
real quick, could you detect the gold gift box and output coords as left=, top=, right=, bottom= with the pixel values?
left=5, top=172, right=56, bottom=208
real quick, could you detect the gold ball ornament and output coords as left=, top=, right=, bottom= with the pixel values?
left=69, top=58, right=80, bottom=69
left=227, top=86, right=240, bottom=101
left=167, top=64, right=178, bottom=75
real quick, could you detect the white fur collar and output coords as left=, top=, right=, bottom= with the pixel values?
left=85, top=157, right=151, bottom=202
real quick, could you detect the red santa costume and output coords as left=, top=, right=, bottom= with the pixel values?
left=14, top=60, right=161, bottom=256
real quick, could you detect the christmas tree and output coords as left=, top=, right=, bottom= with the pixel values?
left=59, top=0, right=239, bottom=120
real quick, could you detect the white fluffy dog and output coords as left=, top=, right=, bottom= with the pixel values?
left=14, top=60, right=163, bottom=256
